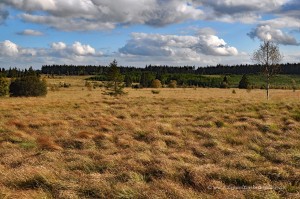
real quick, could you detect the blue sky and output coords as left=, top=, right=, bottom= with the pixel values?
left=0, top=0, right=299, bottom=69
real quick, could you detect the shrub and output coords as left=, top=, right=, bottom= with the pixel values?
left=9, top=76, right=47, bottom=97
left=151, top=79, right=162, bottom=88
left=0, top=77, right=9, bottom=97
left=132, top=84, right=141, bottom=89
left=168, top=80, right=177, bottom=88
left=59, top=82, right=71, bottom=88
left=85, top=81, right=93, bottom=91
left=151, top=90, right=160, bottom=94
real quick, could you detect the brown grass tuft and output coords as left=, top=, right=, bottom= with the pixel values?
left=37, top=136, right=62, bottom=151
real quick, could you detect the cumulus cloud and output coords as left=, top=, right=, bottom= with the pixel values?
left=72, top=42, right=96, bottom=56
left=119, top=32, right=238, bottom=62
left=1, top=0, right=203, bottom=31
left=17, top=29, right=44, bottom=36
left=1, top=0, right=298, bottom=32
left=256, top=1, right=300, bottom=32
left=0, top=40, right=19, bottom=56
left=196, top=0, right=287, bottom=14
left=51, top=42, right=67, bottom=50
left=0, top=40, right=102, bottom=59
left=193, top=0, right=288, bottom=23
left=0, top=40, right=106, bottom=67
left=248, top=25, right=299, bottom=45
left=50, top=41, right=102, bottom=58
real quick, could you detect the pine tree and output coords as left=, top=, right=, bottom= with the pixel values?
left=220, top=76, right=229, bottom=88
left=104, top=60, right=125, bottom=95
left=239, top=74, right=250, bottom=89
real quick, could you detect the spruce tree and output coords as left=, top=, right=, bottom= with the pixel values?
left=239, top=74, right=250, bottom=89
left=104, top=60, right=125, bottom=95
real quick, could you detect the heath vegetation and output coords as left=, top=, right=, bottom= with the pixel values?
left=0, top=76, right=300, bottom=198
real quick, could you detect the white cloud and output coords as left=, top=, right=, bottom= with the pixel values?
left=17, top=29, right=44, bottom=36
left=0, top=40, right=19, bottom=56
left=72, top=42, right=96, bottom=56
left=1, top=0, right=298, bottom=32
left=248, top=25, right=299, bottom=45
left=2, top=0, right=203, bottom=31
left=0, top=40, right=103, bottom=59
left=119, top=32, right=238, bottom=62
left=260, top=17, right=300, bottom=29
left=193, top=0, right=288, bottom=23
left=50, top=41, right=102, bottom=57
left=196, top=0, right=287, bottom=13
left=51, top=42, right=67, bottom=50
left=0, top=40, right=103, bottom=67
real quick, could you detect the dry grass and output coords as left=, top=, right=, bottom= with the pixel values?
left=1, top=76, right=300, bottom=198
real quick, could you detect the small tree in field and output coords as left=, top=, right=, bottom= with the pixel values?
left=105, top=60, right=125, bottom=96
left=252, top=41, right=283, bottom=100
left=239, top=74, right=250, bottom=89
left=220, top=76, right=229, bottom=88
left=0, top=77, right=9, bottom=97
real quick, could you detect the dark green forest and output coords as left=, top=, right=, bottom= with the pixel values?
left=2, top=63, right=300, bottom=89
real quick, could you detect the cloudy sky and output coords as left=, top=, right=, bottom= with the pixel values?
left=0, top=0, right=300, bottom=68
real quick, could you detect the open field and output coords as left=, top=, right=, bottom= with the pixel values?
left=1, top=77, right=300, bottom=198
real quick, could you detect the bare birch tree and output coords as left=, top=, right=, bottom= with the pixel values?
left=252, top=41, right=283, bottom=100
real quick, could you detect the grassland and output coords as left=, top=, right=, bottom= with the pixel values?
left=0, top=76, right=300, bottom=198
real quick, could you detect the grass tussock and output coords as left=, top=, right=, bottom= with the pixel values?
left=0, top=78, right=300, bottom=198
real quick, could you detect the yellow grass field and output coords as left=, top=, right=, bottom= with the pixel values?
left=1, top=76, right=300, bottom=198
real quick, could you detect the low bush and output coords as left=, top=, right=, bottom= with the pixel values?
left=151, top=90, right=160, bottom=94
left=152, top=79, right=162, bottom=88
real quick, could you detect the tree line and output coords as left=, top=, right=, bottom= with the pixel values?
left=1, top=62, right=300, bottom=79
left=41, top=63, right=300, bottom=75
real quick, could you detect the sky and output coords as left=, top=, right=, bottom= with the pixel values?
left=0, top=0, right=300, bottom=69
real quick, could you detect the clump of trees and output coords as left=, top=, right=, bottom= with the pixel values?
left=0, top=67, right=48, bottom=97
left=10, top=76, right=47, bottom=97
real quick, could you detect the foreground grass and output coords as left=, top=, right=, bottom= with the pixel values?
left=0, top=79, right=300, bottom=198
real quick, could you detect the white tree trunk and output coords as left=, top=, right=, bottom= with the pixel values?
left=266, top=76, right=270, bottom=100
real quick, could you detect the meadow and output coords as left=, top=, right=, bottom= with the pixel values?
left=0, top=76, right=300, bottom=198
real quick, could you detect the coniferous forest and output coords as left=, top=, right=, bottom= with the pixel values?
left=2, top=63, right=300, bottom=89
